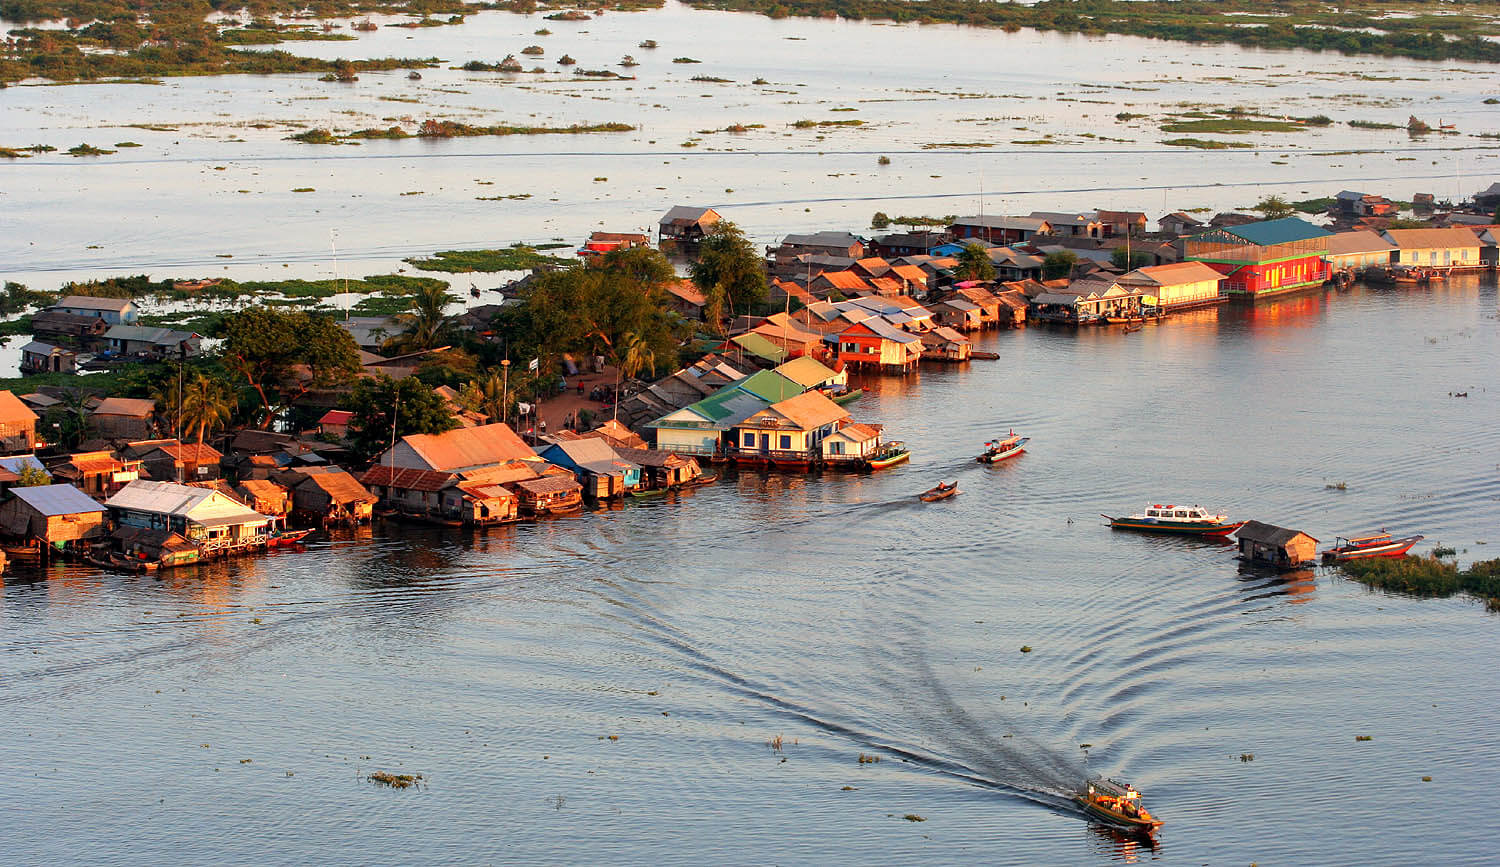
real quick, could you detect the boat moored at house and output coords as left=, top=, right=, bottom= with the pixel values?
left=1322, top=532, right=1424, bottom=562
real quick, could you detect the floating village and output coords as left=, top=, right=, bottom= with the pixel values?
left=0, top=183, right=1494, bottom=615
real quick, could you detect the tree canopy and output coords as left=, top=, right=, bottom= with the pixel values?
left=346, top=373, right=458, bottom=463
left=1042, top=250, right=1077, bottom=281
left=955, top=242, right=996, bottom=282
left=219, top=307, right=360, bottom=428
left=690, top=220, right=767, bottom=331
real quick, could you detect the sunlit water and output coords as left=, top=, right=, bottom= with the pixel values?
left=4, top=1, right=1499, bottom=291
left=3, top=279, right=1497, bottom=863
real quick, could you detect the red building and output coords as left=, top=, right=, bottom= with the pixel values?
left=1184, top=217, right=1332, bottom=298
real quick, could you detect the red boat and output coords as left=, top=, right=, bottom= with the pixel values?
left=1322, top=532, right=1424, bottom=562
left=267, top=528, right=315, bottom=548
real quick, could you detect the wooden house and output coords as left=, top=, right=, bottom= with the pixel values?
left=1235, top=521, right=1319, bottom=570
left=920, top=326, right=972, bottom=361
left=318, top=410, right=353, bottom=440
left=127, top=439, right=222, bottom=483
left=810, top=270, right=871, bottom=297
left=30, top=310, right=109, bottom=346
left=104, top=325, right=201, bottom=359
left=729, top=390, right=850, bottom=468
left=868, top=231, right=947, bottom=259
left=359, top=465, right=458, bottom=518
left=449, top=479, right=519, bottom=524
left=111, top=526, right=201, bottom=568
left=1157, top=212, right=1204, bottom=237
left=1335, top=190, right=1397, bottom=218
left=1116, top=261, right=1227, bottom=311
left=0, top=390, right=39, bottom=453
left=105, top=479, right=273, bottom=556
left=836, top=317, right=922, bottom=373
left=90, top=397, right=156, bottom=440
left=513, top=475, right=584, bottom=516
left=375, top=422, right=538, bottom=474
left=283, top=466, right=376, bottom=526
left=1380, top=227, right=1484, bottom=271
left=1029, top=211, right=1104, bottom=238
left=234, top=478, right=291, bottom=518
left=664, top=279, right=707, bottom=321
left=989, top=247, right=1046, bottom=282
left=819, top=422, right=885, bottom=467
left=1185, top=217, right=1332, bottom=298
left=1096, top=210, right=1148, bottom=238
left=19, top=341, right=77, bottom=374
left=993, top=290, right=1030, bottom=327
left=774, top=232, right=865, bottom=272
left=931, top=297, right=982, bottom=332
left=538, top=439, right=641, bottom=499
left=1322, top=231, right=1397, bottom=273
left=47, top=295, right=139, bottom=325
left=0, top=484, right=108, bottom=551
left=658, top=205, right=721, bottom=243
left=613, top=446, right=702, bottom=490
left=948, top=216, right=1050, bottom=245
left=48, top=450, right=141, bottom=498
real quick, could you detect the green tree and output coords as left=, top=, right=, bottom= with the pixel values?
left=220, top=307, right=361, bottom=428
left=871, top=211, right=891, bottom=229
left=346, top=374, right=458, bottom=463
left=1042, top=250, right=1077, bottom=280
left=955, top=242, right=997, bottom=282
left=1252, top=195, right=1295, bottom=220
left=614, top=331, right=658, bottom=419
left=179, top=373, right=236, bottom=446
left=462, top=370, right=508, bottom=424
left=1110, top=248, right=1154, bottom=270
left=1491, top=203, right=1500, bottom=224
left=15, top=465, right=50, bottom=487
left=690, top=220, right=767, bottom=332
left=389, top=282, right=457, bottom=353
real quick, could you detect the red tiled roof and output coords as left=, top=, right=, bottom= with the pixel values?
left=319, top=410, right=354, bottom=425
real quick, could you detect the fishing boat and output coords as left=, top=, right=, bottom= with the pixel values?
left=830, top=387, right=865, bottom=406
left=629, top=486, right=670, bottom=499
left=1074, top=777, right=1162, bottom=835
left=1322, top=531, right=1425, bottom=562
left=1102, top=504, right=1244, bottom=536
left=267, top=528, right=314, bottom=548
left=919, top=482, right=959, bottom=502
left=866, top=440, right=910, bottom=469
left=977, top=431, right=1028, bottom=463
left=680, top=471, right=718, bottom=489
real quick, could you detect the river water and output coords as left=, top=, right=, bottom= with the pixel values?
left=3, top=277, right=1497, bottom=863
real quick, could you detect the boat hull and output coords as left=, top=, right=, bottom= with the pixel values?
left=1073, top=795, right=1162, bottom=833
left=977, top=436, right=1029, bottom=463
left=919, top=487, right=959, bottom=502
left=1104, top=516, right=1244, bottom=536
left=868, top=450, right=911, bottom=469
left=1322, top=535, right=1423, bottom=562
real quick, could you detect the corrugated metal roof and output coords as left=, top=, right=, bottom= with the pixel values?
left=0, top=390, right=39, bottom=424
left=733, top=370, right=803, bottom=403
left=105, top=479, right=266, bottom=524
left=400, top=423, right=536, bottom=472
left=11, top=484, right=106, bottom=516
left=730, top=333, right=788, bottom=363
left=104, top=325, right=196, bottom=344
left=1381, top=227, right=1482, bottom=249
left=1221, top=217, right=1332, bottom=247
left=774, top=356, right=839, bottom=388
left=54, top=295, right=134, bottom=312
left=0, top=454, right=46, bottom=474
left=516, top=475, right=582, bottom=495
left=754, top=390, right=850, bottom=431
left=92, top=397, right=156, bottom=417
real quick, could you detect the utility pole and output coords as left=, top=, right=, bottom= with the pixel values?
left=501, top=358, right=511, bottom=427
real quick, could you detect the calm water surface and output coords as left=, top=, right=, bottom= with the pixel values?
left=3, top=279, right=1497, bottom=864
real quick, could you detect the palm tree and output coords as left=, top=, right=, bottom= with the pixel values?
left=615, top=332, right=657, bottom=421
left=392, top=283, right=456, bottom=352
left=179, top=373, right=236, bottom=446
left=464, top=371, right=507, bottom=424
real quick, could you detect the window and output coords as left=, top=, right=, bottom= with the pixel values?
left=1174, top=510, right=1187, bottom=518
left=779, top=435, right=792, bottom=450
left=1147, top=510, right=1158, bottom=517
left=829, top=441, right=844, bottom=455
left=841, top=342, right=858, bottom=354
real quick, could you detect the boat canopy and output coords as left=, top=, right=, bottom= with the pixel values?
left=1340, top=532, right=1393, bottom=545
left=1089, top=778, right=1139, bottom=799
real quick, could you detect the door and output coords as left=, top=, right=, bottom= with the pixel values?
left=759, top=434, right=769, bottom=454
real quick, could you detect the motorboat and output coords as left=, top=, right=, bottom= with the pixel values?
left=1322, top=531, right=1424, bottom=562
left=1074, top=777, right=1162, bottom=835
left=977, top=431, right=1028, bottom=464
left=919, top=482, right=959, bottom=502
left=1102, top=504, right=1244, bottom=536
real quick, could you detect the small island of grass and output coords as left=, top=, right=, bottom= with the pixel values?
left=1339, top=555, right=1500, bottom=611
left=405, top=245, right=573, bottom=273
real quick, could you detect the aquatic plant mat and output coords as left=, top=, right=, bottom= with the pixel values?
left=1339, top=556, right=1500, bottom=610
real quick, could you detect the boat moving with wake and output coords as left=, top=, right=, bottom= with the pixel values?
left=977, top=431, right=1029, bottom=464
left=1074, top=777, right=1162, bottom=835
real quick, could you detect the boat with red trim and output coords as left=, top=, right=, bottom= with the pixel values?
left=1322, top=531, right=1424, bottom=562
left=1074, top=777, right=1162, bottom=835
left=1102, top=504, right=1244, bottom=536
left=976, top=431, right=1029, bottom=463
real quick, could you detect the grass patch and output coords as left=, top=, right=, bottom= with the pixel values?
left=1161, top=118, right=1304, bottom=134
left=405, top=245, right=572, bottom=273
left=368, top=771, right=423, bottom=789
left=1339, top=555, right=1500, bottom=610
left=672, top=57, right=701, bottom=63
left=67, top=143, right=114, bottom=156
left=792, top=119, right=863, bottom=128
left=1162, top=138, right=1253, bottom=150
left=1349, top=119, right=1402, bottom=130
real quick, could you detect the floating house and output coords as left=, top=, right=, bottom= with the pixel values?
left=30, top=311, right=109, bottom=345
left=233, top=478, right=291, bottom=518
left=614, top=446, right=702, bottom=490
left=1029, top=211, right=1104, bottom=239
left=1158, top=212, right=1205, bottom=236
left=835, top=317, right=922, bottom=373
left=948, top=216, right=1050, bottom=245
left=105, top=479, right=273, bottom=556
left=104, top=325, right=201, bottom=359
left=19, top=341, right=77, bottom=374
left=1322, top=230, right=1398, bottom=273
left=513, top=475, right=584, bottom=516
left=47, top=295, right=139, bottom=326
left=646, top=371, right=803, bottom=457
left=1235, top=521, right=1319, bottom=570
left=1184, top=217, right=1332, bottom=298
left=773, top=356, right=847, bottom=394
left=819, top=422, right=885, bottom=466
left=127, top=440, right=222, bottom=483
left=1334, top=190, right=1397, bottom=218
left=659, top=205, right=721, bottom=244
left=1115, top=261, right=1227, bottom=311
left=1379, top=227, right=1484, bottom=271
left=729, top=390, right=851, bottom=468
left=920, top=326, right=973, bottom=361
left=537, top=438, right=641, bottom=500
left=0, top=484, right=108, bottom=552
left=375, top=422, right=538, bottom=474
left=282, top=466, right=376, bottom=526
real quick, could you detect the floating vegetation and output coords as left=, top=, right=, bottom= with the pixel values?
left=877, top=155, right=890, bottom=165
left=1407, top=115, right=1433, bottom=134
left=114, top=141, right=142, bottom=147
left=1162, top=137, right=1254, bottom=149
left=903, top=814, right=926, bottom=822
left=1325, top=481, right=1347, bottom=491
left=1161, top=118, right=1304, bottom=134
left=1339, top=555, right=1500, bottom=610
left=857, top=753, right=880, bottom=764
left=1349, top=119, right=1401, bottom=130
left=544, top=10, right=592, bottom=20
left=405, top=245, right=571, bottom=273
left=287, top=128, right=339, bottom=144
left=1355, top=735, right=1373, bottom=742
left=1115, top=112, right=1147, bottom=121
left=368, top=771, right=423, bottom=789
left=557, top=54, right=577, bottom=66
left=1432, top=545, right=1457, bottom=558
left=672, top=57, right=701, bottom=63
left=1239, top=753, right=1255, bottom=762
left=521, top=45, right=545, bottom=55
left=691, top=75, right=732, bottom=83
left=291, top=187, right=315, bottom=193
left=922, top=141, right=992, bottom=149
left=792, top=119, right=863, bottom=128
left=67, top=143, right=114, bottom=156
left=1019, top=645, right=1032, bottom=653
left=475, top=193, right=533, bottom=201
left=639, top=39, right=659, bottom=49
